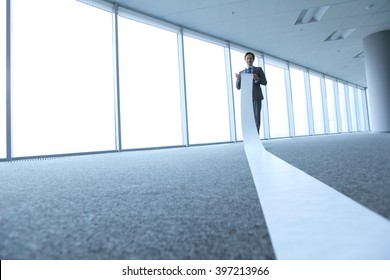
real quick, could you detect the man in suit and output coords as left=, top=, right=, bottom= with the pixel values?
left=235, top=52, right=267, bottom=133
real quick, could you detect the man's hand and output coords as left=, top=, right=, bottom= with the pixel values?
left=253, top=73, right=259, bottom=80
left=235, top=73, right=241, bottom=80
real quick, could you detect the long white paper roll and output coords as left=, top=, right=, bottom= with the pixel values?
left=240, top=73, right=390, bottom=259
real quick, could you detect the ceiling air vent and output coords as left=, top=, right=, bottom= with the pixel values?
left=325, top=28, right=356, bottom=41
left=295, top=5, right=329, bottom=25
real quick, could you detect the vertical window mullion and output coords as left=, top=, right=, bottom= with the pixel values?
left=225, top=45, right=237, bottom=142
left=285, top=65, right=295, bottom=137
left=178, top=29, right=189, bottom=146
left=362, top=88, right=370, bottom=131
left=112, top=3, right=122, bottom=152
left=6, top=0, right=11, bottom=160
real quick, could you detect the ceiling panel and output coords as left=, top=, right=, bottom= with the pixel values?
left=274, top=0, right=308, bottom=13
left=350, top=0, right=389, bottom=16
left=247, top=0, right=277, bottom=17
left=218, top=2, right=248, bottom=21
left=364, top=10, right=390, bottom=26
left=188, top=0, right=221, bottom=10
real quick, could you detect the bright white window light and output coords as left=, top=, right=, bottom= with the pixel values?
left=295, top=6, right=329, bottom=25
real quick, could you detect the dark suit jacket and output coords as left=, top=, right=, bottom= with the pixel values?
left=236, top=66, right=267, bottom=100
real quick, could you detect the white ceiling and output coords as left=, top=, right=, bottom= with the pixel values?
left=112, top=0, right=390, bottom=87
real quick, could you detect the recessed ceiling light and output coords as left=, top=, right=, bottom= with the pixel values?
left=324, top=28, right=356, bottom=41
left=295, top=5, right=329, bottom=25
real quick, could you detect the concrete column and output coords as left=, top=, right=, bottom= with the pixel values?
left=363, top=30, right=390, bottom=132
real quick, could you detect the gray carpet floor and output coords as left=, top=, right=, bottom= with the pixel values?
left=0, top=144, right=275, bottom=260
left=1, top=132, right=388, bottom=260
left=263, top=132, right=390, bottom=220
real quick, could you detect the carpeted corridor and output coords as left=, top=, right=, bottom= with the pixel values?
left=0, top=132, right=389, bottom=259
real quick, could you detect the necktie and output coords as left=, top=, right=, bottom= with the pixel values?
left=247, top=67, right=252, bottom=73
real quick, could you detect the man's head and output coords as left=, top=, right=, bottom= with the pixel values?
left=244, top=52, right=255, bottom=67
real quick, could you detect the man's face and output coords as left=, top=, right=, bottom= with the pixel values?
left=245, top=54, right=254, bottom=67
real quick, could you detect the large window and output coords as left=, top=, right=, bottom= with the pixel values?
left=265, top=61, right=289, bottom=138
left=290, top=67, right=309, bottom=136
left=118, top=15, right=182, bottom=149
left=184, top=36, right=230, bottom=144
left=230, top=49, right=246, bottom=141
left=338, top=82, right=349, bottom=132
left=309, top=74, right=325, bottom=134
left=1, top=0, right=371, bottom=161
left=11, top=0, right=115, bottom=157
left=325, top=78, right=338, bottom=133
left=348, top=85, right=358, bottom=131
left=362, top=89, right=370, bottom=130
left=0, top=0, right=6, bottom=158
left=356, top=88, right=367, bottom=131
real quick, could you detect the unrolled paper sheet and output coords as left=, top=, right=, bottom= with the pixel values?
left=240, top=73, right=390, bottom=259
